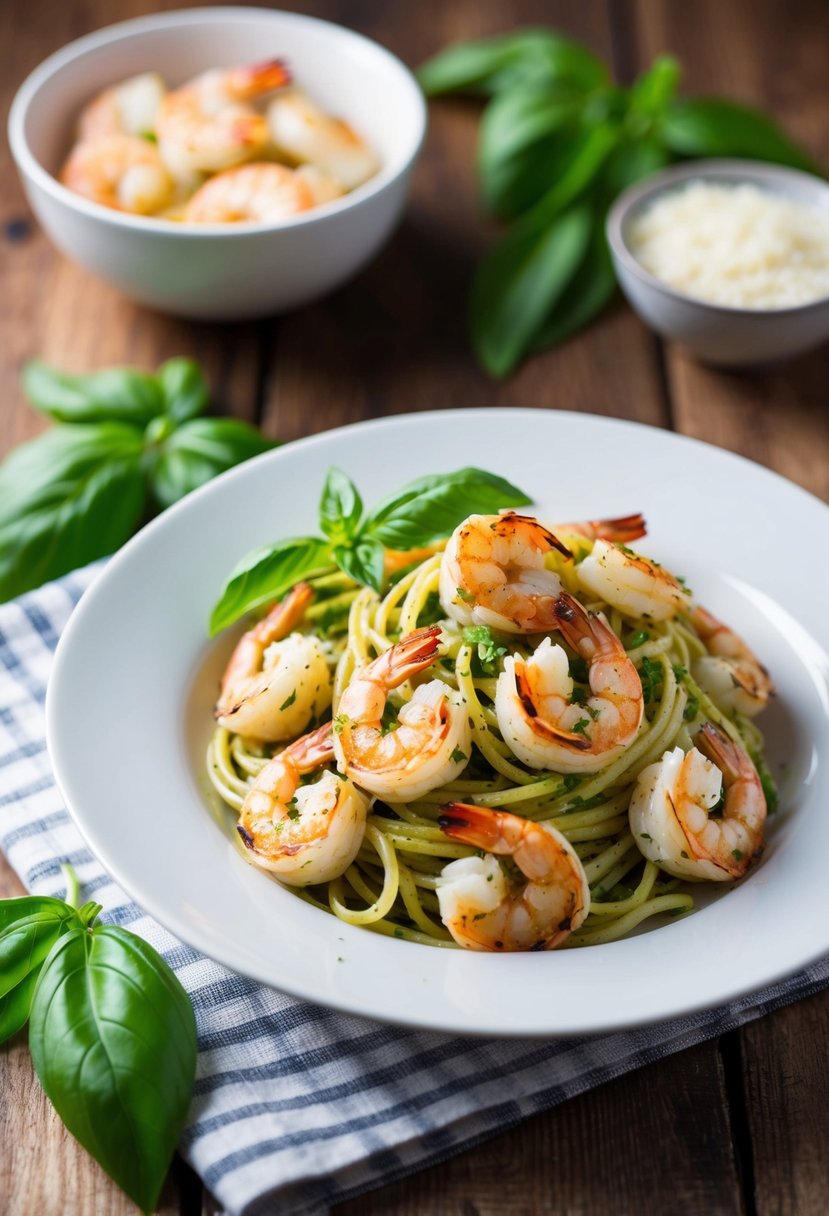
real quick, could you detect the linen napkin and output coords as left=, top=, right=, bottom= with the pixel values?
left=3, top=564, right=829, bottom=1216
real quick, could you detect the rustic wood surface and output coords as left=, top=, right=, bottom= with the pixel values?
left=2, top=0, right=829, bottom=1213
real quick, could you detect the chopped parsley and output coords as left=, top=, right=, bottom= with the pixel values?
left=638, top=655, right=661, bottom=704
left=627, top=629, right=650, bottom=649
left=732, top=849, right=744, bottom=861
left=463, top=624, right=508, bottom=675
left=683, top=694, right=700, bottom=721
left=332, top=713, right=349, bottom=735
left=455, top=586, right=475, bottom=604
left=451, top=747, right=467, bottom=764
left=279, top=689, right=297, bottom=711
left=571, top=717, right=590, bottom=736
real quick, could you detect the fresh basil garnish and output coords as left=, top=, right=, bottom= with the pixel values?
left=210, top=466, right=532, bottom=634
left=210, top=536, right=334, bottom=636
left=156, top=357, right=211, bottom=424
left=0, top=896, right=86, bottom=1042
left=22, top=361, right=166, bottom=426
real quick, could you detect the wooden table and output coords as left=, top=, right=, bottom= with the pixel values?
left=3, top=1, right=829, bottom=1211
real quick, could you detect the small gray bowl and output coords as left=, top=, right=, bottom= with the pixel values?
left=606, top=159, right=829, bottom=367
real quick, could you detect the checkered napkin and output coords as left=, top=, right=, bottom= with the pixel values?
left=3, top=566, right=829, bottom=1216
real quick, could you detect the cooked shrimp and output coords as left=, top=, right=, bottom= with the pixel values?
left=215, top=583, right=332, bottom=741
left=77, top=72, right=166, bottom=140
left=60, top=133, right=175, bottom=215
left=439, top=513, right=572, bottom=634
left=550, top=513, right=647, bottom=545
left=690, top=605, right=773, bottom=718
left=435, top=804, right=589, bottom=951
left=495, top=592, right=643, bottom=773
left=237, top=723, right=369, bottom=885
left=183, top=161, right=343, bottom=223
left=577, top=538, right=690, bottom=621
left=333, top=625, right=471, bottom=802
left=629, top=723, right=766, bottom=881
left=267, top=89, right=379, bottom=189
left=156, top=60, right=291, bottom=179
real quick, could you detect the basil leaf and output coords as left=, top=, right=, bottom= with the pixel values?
left=149, top=418, right=276, bottom=511
left=479, top=88, right=581, bottom=216
left=333, top=538, right=385, bottom=593
left=531, top=216, right=617, bottom=351
left=0, top=897, right=82, bottom=1044
left=0, top=424, right=146, bottom=601
left=602, top=134, right=671, bottom=198
left=629, top=55, right=680, bottom=119
left=29, top=924, right=197, bottom=1214
left=22, top=362, right=164, bottom=426
left=418, top=28, right=607, bottom=97
left=210, top=536, right=333, bottom=635
left=470, top=201, right=593, bottom=378
left=157, top=358, right=209, bottom=424
left=364, top=468, right=532, bottom=548
left=319, top=468, right=363, bottom=545
left=661, top=98, right=819, bottom=173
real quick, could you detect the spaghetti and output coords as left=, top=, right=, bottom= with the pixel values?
left=207, top=532, right=776, bottom=950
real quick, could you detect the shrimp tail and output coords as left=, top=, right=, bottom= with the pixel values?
left=552, top=591, right=613, bottom=657
left=229, top=59, right=293, bottom=97
left=251, top=581, right=314, bottom=645
left=376, top=624, right=442, bottom=686
left=694, top=723, right=753, bottom=786
left=438, top=802, right=512, bottom=852
left=590, top=513, right=647, bottom=543
left=288, top=721, right=335, bottom=770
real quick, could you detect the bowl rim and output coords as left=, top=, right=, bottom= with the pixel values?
left=8, top=4, right=428, bottom=238
left=606, top=157, right=829, bottom=318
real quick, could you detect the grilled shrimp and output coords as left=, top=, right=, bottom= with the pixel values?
left=576, top=538, right=690, bottom=621
left=436, top=804, right=589, bottom=951
left=60, top=133, right=175, bottom=214
left=439, top=512, right=572, bottom=634
left=629, top=723, right=766, bottom=881
left=266, top=89, right=379, bottom=189
left=495, top=592, right=643, bottom=773
left=215, top=582, right=331, bottom=741
left=184, top=161, right=343, bottom=223
left=237, top=723, right=369, bottom=884
left=77, top=72, right=166, bottom=140
left=690, top=605, right=773, bottom=718
left=333, top=625, right=470, bottom=802
left=156, top=60, right=291, bottom=179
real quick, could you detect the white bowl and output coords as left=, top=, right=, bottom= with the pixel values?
left=8, top=7, right=426, bottom=319
left=606, top=160, right=829, bottom=367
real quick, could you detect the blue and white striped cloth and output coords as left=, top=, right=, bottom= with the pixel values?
left=3, top=566, right=829, bottom=1216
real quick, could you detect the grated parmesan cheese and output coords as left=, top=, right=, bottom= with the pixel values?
left=628, top=181, right=829, bottom=309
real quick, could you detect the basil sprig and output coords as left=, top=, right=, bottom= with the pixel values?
left=210, top=465, right=531, bottom=635
left=0, top=870, right=197, bottom=1213
left=418, top=31, right=821, bottom=376
left=0, top=359, right=276, bottom=602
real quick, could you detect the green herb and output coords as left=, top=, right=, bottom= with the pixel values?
left=333, top=713, right=349, bottom=735
left=569, top=657, right=589, bottom=684
left=456, top=587, right=476, bottom=604
left=418, top=33, right=821, bottom=376
left=640, top=832, right=652, bottom=841
left=638, top=655, right=661, bottom=705
left=451, top=748, right=468, bottom=764
left=210, top=467, right=531, bottom=634
left=732, top=848, right=744, bottom=861
left=683, top=694, right=700, bottom=721
left=1, top=868, right=196, bottom=1212
left=0, top=358, right=274, bottom=602
left=463, top=624, right=509, bottom=674
left=279, top=689, right=298, bottom=712
left=571, top=717, right=590, bottom=736
left=286, top=805, right=301, bottom=821
left=627, top=629, right=650, bottom=649
left=672, top=663, right=688, bottom=681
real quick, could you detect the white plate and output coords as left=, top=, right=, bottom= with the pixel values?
left=46, top=410, right=829, bottom=1037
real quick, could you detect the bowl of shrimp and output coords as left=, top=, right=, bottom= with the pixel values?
left=8, top=7, right=426, bottom=319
